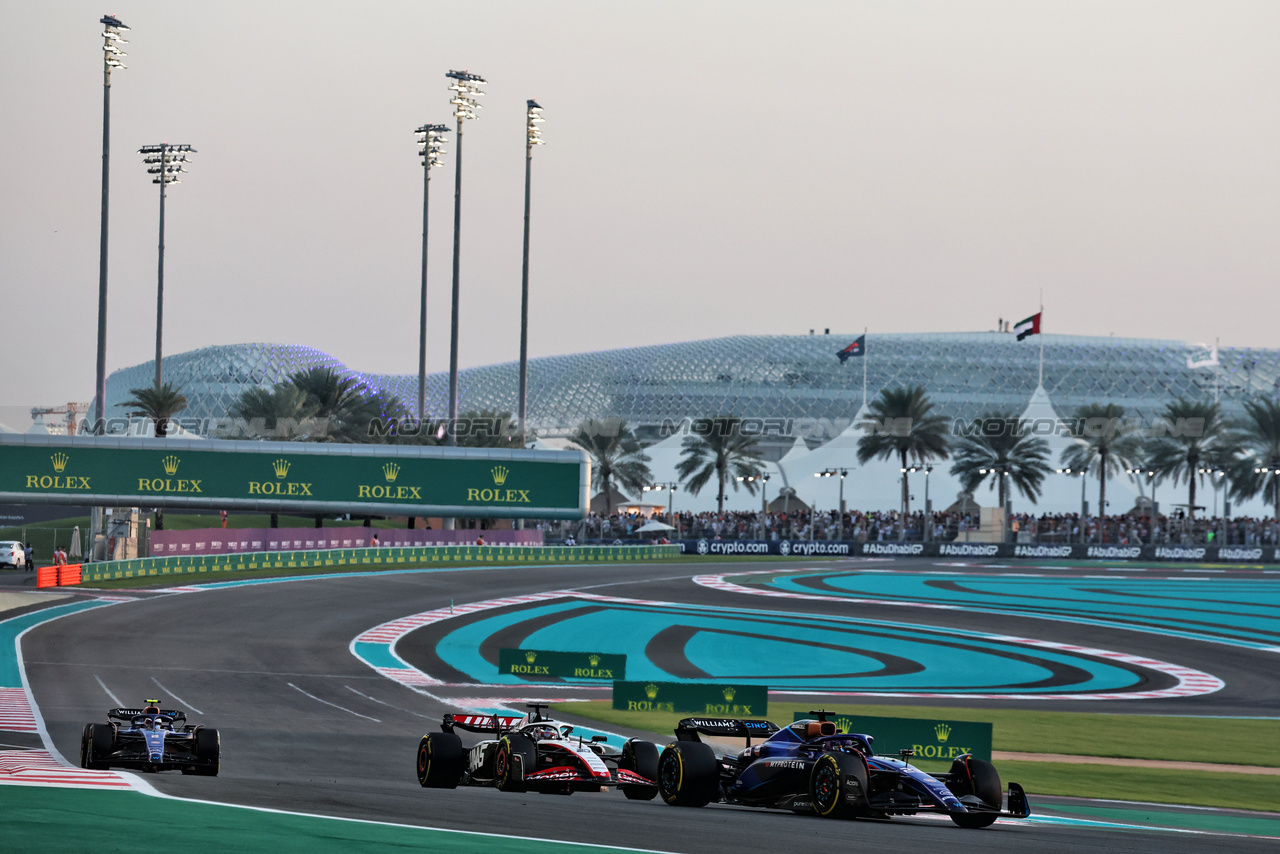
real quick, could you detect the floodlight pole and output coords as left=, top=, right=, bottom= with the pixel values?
left=140, top=142, right=195, bottom=388
left=415, top=124, right=449, bottom=423
left=518, top=100, right=545, bottom=449
left=94, top=15, right=128, bottom=432
left=445, top=70, right=486, bottom=447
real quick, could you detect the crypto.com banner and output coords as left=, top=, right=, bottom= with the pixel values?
left=676, top=539, right=1280, bottom=563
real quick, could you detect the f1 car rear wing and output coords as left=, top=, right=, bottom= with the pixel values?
left=674, top=717, right=779, bottom=745
left=108, top=707, right=186, bottom=722
left=442, top=713, right=523, bottom=736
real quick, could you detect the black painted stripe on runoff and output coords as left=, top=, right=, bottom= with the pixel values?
left=480, top=604, right=610, bottom=680
left=645, top=625, right=925, bottom=681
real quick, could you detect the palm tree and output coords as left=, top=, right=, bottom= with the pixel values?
left=856, top=386, right=950, bottom=516
left=289, top=367, right=396, bottom=442
left=569, top=419, right=653, bottom=515
left=456, top=408, right=520, bottom=448
left=121, top=381, right=187, bottom=438
left=675, top=417, right=764, bottom=514
left=1228, top=398, right=1280, bottom=520
left=1143, top=398, right=1231, bottom=519
left=1059, top=403, right=1143, bottom=524
left=949, top=413, right=1052, bottom=509
left=227, top=384, right=319, bottom=440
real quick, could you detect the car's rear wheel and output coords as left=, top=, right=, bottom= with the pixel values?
left=947, top=755, right=1002, bottom=828
left=416, top=732, right=464, bottom=788
left=621, top=738, right=659, bottom=800
left=79, top=724, right=92, bottom=769
left=657, top=741, right=718, bottom=807
left=809, top=750, right=869, bottom=819
left=496, top=733, right=537, bottom=792
left=85, top=723, right=114, bottom=770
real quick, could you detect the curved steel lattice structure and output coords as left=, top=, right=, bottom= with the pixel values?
left=105, top=334, right=1280, bottom=433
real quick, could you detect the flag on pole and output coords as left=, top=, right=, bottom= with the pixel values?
left=1014, top=312, right=1041, bottom=341
left=837, top=334, right=866, bottom=363
left=1186, top=343, right=1219, bottom=369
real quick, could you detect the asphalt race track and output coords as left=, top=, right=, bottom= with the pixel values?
left=21, top=557, right=1280, bottom=853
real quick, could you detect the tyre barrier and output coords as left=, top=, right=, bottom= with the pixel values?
left=71, top=544, right=682, bottom=585
left=35, top=564, right=83, bottom=589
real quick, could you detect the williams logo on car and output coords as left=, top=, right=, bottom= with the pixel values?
left=938, top=543, right=999, bottom=557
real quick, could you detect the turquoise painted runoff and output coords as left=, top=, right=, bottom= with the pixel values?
left=434, top=597, right=1140, bottom=694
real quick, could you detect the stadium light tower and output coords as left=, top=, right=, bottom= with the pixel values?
left=414, top=123, right=449, bottom=423
left=94, top=14, right=129, bottom=432
left=444, top=69, right=486, bottom=445
left=138, top=143, right=196, bottom=388
left=517, top=99, right=545, bottom=449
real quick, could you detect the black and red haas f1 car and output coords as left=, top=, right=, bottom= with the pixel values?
left=657, top=713, right=1030, bottom=828
left=416, top=704, right=659, bottom=797
left=79, top=699, right=220, bottom=775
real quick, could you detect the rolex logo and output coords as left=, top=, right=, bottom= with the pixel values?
left=50, top=452, right=69, bottom=473
left=491, top=465, right=509, bottom=486
left=645, top=683, right=659, bottom=700
left=589, top=654, right=601, bottom=667
left=383, top=462, right=400, bottom=482
left=722, top=686, right=736, bottom=702
left=272, top=458, right=291, bottom=479
left=162, top=455, right=181, bottom=476
left=934, top=723, right=951, bottom=742
left=525, top=651, right=537, bottom=664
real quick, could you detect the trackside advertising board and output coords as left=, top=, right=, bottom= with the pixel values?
left=613, top=682, right=767, bottom=716
left=497, top=649, right=626, bottom=680
left=677, top=539, right=1280, bottom=563
left=793, top=713, right=993, bottom=762
left=0, top=435, right=587, bottom=520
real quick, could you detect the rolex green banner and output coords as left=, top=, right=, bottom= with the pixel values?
left=497, top=649, right=626, bottom=680
left=613, top=682, right=767, bottom=716
left=0, top=435, right=587, bottom=519
left=793, top=713, right=992, bottom=762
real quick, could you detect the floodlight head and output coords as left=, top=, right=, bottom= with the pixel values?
left=101, top=15, right=129, bottom=30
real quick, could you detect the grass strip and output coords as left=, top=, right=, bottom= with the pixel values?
left=997, top=761, right=1280, bottom=815
left=556, top=701, right=1280, bottom=769
left=5, top=785, right=660, bottom=854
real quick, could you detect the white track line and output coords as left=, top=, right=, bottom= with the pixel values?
left=150, top=678, right=203, bottom=715
left=288, top=683, right=380, bottom=722
left=343, top=685, right=433, bottom=719
left=94, top=675, right=122, bottom=707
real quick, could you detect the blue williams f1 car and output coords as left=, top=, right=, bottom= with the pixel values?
left=80, top=700, right=219, bottom=776
left=657, top=712, right=1029, bottom=828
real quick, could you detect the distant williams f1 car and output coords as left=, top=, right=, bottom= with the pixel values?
left=416, top=703, right=659, bottom=797
left=657, top=712, right=1030, bottom=828
left=80, top=700, right=219, bottom=776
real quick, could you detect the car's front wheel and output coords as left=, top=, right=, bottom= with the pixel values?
left=947, top=755, right=1002, bottom=828
left=620, top=738, right=659, bottom=800
left=809, top=750, right=869, bottom=819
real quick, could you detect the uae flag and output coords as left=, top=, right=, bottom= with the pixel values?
left=1014, top=312, right=1041, bottom=341
left=837, top=334, right=865, bottom=363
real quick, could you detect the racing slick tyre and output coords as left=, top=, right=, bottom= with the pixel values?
left=809, top=750, right=869, bottom=819
left=946, top=755, right=1002, bottom=828
left=83, top=723, right=114, bottom=770
left=496, top=733, right=537, bottom=793
left=620, top=739, right=660, bottom=800
left=416, top=732, right=464, bottom=788
left=190, top=727, right=220, bottom=777
left=657, top=741, right=719, bottom=807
